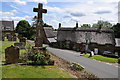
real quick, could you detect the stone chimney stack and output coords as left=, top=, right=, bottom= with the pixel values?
left=97, top=24, right=102, bottom=32
left=12, top=20, right=14, bottom=30
left=59, top=23, right=61, bottom=28
left=76, top=22, right=78, bottom=28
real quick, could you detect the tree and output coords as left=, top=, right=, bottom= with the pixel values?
left=15, top=20, right=35, bottom=39
left=32, top=15, right=52, bottom=27
left=112, top=23, right=120, bottom=38
left=81, top=24, right=91, bottom=28
left=92, top=20, right=112, bottom=29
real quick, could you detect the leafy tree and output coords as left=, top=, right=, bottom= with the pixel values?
left=15, top=20, right=35, bottom=39
left=32, top=16, right=51, bottom=27
left=81, top=24, right=91, bottom=28
left=112, top=23, right=120, bottom=38
left=92, top=20, right=112, bottom=29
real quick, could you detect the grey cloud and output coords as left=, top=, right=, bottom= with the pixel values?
left=70, top=12, right=86, bottom=17
left=63, top=15, right=71, bottom=18
left=94, top=11, right=111, bottom=14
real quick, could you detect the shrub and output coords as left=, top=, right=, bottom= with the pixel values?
left=27, top=50, right=52, bottom=65
left=20, top=46, right=54, bottom=65
left=70, top=62, right=84, bottom=71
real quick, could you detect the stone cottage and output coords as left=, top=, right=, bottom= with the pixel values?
left=57, top=23, right=115, bottom=54
left=0, top=20, right=15, bottom=40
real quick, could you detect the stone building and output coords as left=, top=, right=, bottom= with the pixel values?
left=57, top=23, right=115, bottom=54
left=0, top=20, right=15, bottom=39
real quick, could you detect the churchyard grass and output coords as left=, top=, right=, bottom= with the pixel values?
left=0, top=37, right=19, bottom=54
left=0, top=39, right=73, bottom=78
left=2, top=64, right=72, bottom=78
left=81, top=54, right=118, bottom=63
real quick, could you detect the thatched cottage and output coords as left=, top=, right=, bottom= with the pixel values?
left=43, top=27, right=57, bottom=44
left=57, top=23, right=115, bottom=54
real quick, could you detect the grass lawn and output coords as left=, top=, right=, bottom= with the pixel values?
left=0, top=37, right=19, bottom=54
left=81, top=54, right=118, bottom=63
left=2, top=64, right=72, bottom=78
left=0, top=39, right=73, bottom=78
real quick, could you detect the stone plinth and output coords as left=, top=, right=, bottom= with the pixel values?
left=32, top=46, right=47, bottom=54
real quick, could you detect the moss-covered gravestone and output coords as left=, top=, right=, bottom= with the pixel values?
left=5, top=45, right=19, bottom=63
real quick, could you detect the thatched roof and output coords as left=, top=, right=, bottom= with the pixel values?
left=44, top=27, right=56, bottom=38
left=0, top=21, right=14, bottom=31
left=43, top=27, right=57, bottom=43
left=57, top=27, right=115, bottom=45
left=59, top=27, right=114, bottom=33
left=53, top=31, right=57, bottom=37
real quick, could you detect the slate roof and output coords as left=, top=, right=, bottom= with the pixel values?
left=0, top=21, right=14, bottom=31
left=57, top=27, right=115, bottom=45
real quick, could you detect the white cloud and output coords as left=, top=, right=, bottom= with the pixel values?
left=0, top=10, right=18, bottom=17
left=10, top=5, right=19, bottom=10
left=1, top=15, right=33, bottom=27
left=45, top=6, right=64, bottom=13
left=100, top=0, right=119, bottom=3
left=2, top=15, right=32, bottom=21
left=13, top=0, right=27, bottom=5
left=26, top=0, right=48, bottom=4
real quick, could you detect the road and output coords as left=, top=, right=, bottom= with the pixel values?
left=28, top=40, right=119, bottom=78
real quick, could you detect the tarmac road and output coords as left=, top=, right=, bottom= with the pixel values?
left=28, top=40, right=119, bottom=78
left=47, top=47, right=119, bottom=78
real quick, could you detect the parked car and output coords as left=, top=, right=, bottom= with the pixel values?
left=103, top=51, right=119, bottom=58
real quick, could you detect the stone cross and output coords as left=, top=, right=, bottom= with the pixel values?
left=33, top=3, right=47, bottom=22
left=33, top=3, right=47, bottom=47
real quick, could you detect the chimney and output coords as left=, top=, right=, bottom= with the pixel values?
left=76, top=22, right=78, bottom=28
left=59, top=23, right=61, bottom=28
left=97, top=24, right=102, bottom=32
left=12, top=20, right=14, bottom=30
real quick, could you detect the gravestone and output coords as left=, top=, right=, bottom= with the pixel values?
left=7, top=34, right=10, bottom=39
left=13, top=35, right=17, bottom=41
left=14, top=42, right=25, bottom=49
left=8, top=35, right=13, bottom=41
left=20, top=37, right=26, bottom=43
left=2, top=36, right=4, bottom=41
left=5, top=45, right=19, bottom=63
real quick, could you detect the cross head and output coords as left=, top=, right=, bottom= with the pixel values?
left=33, top=3, right=47, bottom=22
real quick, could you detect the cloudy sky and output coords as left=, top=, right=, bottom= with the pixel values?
left=0, top=0, right=119, bottom=29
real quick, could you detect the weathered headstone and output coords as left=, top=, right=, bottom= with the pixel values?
left=20, top=37, right=26, bottom=43
left=13, top=35, right=17, bottom=41
left=8, top=35, right=13, bottom=41
left=2, top=36, right=4, bottom=41
left=6, top=34, right=10, bottom=39
left=5, top=45, right=19, bottom=63
left=14, top=42, right=25, bottom=49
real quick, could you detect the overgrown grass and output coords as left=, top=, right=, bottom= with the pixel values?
left=81, top=54, right=118, bottom=63
left=1, top=39, right=73, bottom=78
